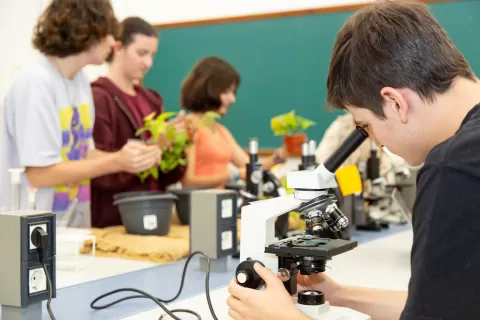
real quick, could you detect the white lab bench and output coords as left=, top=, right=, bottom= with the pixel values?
left=122, top=229, right=413, bottom=320
left=55, top=227, right=156, bottom=289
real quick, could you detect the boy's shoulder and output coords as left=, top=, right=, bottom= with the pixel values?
left=13, top=57, right=57, bottom=85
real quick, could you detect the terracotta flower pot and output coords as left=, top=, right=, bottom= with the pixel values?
left=283, top=134, right=308, bottom=156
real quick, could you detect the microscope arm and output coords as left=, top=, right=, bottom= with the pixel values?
left=240, top=194, right=304, bottom=272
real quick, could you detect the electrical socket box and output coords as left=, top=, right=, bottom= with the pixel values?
left=0, top=210, right=56, bottom=307
left=190, top=189, right=238, bottom=260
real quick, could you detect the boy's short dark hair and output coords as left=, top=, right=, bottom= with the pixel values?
left=32, top=0, right=118, bottom=58
left=327, top=0, right=475, bottom=118
left=106, top=16, right=158, bottom=62
left=181, top=57, right=241, bottom=112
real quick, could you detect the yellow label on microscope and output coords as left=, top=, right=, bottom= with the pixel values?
left=336, top=165, right=363, bottom=196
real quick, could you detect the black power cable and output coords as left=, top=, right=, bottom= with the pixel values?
left=31, top=227, right=56, bottom=320
left=30, top=226, right=219, bottom=320
left=90, top=251, right=219, bottom=320
left=41, top=258, right=56, bottom=320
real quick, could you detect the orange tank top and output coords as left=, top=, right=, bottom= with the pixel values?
left=194, top=123, right=233, bottom=177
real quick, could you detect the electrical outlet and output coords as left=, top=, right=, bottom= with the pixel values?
left=29, top=267, right=46, bottom=294
left=29, top=223, right=47, bottom=250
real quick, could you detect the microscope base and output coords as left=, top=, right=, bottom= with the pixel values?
left=0, top=303, right=42, bottom=320
left=294, top=299, right=371, bottom=320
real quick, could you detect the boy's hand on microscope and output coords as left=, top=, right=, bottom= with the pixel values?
left=227, top=263, right=307, bottom=320
left=117, top=140, right=162, bottom=173
left=297, top=272, right=343, bottom=306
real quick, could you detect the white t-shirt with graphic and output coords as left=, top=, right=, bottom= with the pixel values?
left=0, top=56, right=95, bottom=228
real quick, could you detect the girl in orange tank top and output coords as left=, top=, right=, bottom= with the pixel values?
left=180, top=57, right=287, bottom=189
left=194, top=122, right=233, bottom=177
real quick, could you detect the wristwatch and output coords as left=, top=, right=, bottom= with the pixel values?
left=273, top=151, right=285, bottom=164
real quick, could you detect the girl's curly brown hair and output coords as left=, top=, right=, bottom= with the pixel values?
left=32, top=0, right=119, bottom=58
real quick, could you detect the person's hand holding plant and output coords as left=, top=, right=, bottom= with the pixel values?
left=157, top=110, right=191, bottom=149
left=136, top=110, right=219, bottom=182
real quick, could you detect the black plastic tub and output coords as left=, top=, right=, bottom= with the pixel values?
left=169, top=188, right=207, bottom=225
left=113, top=191, right=177, bottom=236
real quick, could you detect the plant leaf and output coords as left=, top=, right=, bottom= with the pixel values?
left=295, top=115, right=316, bottom=130
left=156, top=112, right=177, bottom=123
left=166, top=125, right=176, bottom=141
left=151, top=167, right=159, bottom=180
left=152, top=122, right=168, bottom=138
left=144, top=112, right=157, bottom=122
left=270, top=110, right=316, bottom=136
left=136, top=127, right=149, bottom=136
left=175, top=132, right=188, bottom=144
left=137, top=170, right=151, bottom=183
left=270, top=116, right=289, bottom=136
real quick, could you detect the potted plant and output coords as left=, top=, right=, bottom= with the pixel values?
left=135, top=111, right=220, bottom=182
left=271, top=110, right=316, bottom=155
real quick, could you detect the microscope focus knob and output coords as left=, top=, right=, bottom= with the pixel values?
left=235, top=258, right=265, bottom=289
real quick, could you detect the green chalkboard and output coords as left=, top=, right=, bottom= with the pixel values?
left=144, top=0, right=480, bottom=148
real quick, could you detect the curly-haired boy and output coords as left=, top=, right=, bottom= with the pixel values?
left=0, top=0, right=161, bottom=228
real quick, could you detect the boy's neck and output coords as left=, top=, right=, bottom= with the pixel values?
left=107, top=64, right=136, bottom=95
left=428, top=77, right=480, bottom=145
left=49, top=55, right=88, bottom=79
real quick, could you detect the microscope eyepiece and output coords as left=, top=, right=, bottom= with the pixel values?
left=248, top=138, right=259, bottom=163
left=324, top=126, right=368, bottom=172
left=302, top=142, right=309, bottom=157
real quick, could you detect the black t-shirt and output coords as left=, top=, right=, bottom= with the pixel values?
left=401, top=104, right=480, bottom=320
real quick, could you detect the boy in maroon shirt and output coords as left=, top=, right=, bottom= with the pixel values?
left=91, top=17, right=186, bottom=228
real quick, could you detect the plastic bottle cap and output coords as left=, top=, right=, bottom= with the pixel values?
left=8, top=168, right=25, bottom=184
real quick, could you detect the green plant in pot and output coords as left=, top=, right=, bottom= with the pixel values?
left=271, top=110, right=316, bottom=156
left=135, top=111, right=220, bottom=183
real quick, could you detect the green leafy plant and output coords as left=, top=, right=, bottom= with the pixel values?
left=270, top=110, right=316, bottom=136
left=135, top=111, right=220, bottom=183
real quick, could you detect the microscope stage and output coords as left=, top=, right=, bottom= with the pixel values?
left=265, top=235, right=357, bottom=259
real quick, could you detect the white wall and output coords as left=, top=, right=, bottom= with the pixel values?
left=0, top=0, right=372, bottom=98
left=0, top=0, right=45, bottom=99
left=122, top=0, right=373, bottom=25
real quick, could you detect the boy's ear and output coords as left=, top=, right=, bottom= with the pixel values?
left=380, top=87, right=409, bottom=124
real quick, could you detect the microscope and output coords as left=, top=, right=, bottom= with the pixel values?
left=298, top=140, right=317, bottom=171
left=243, top=138, right=290, bottom=239
left=236, top=127, right=371, bottom=320
left=296, top=140, right=353, bottom=241
left=357, top=141, right=390, bottom=231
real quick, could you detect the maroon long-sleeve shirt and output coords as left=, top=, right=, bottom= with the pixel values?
left=90, top=77, right=185, bottom=228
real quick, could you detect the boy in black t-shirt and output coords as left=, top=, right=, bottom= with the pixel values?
left=227, top=1, right=480, bottom=320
